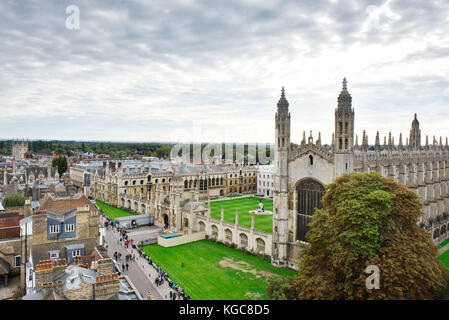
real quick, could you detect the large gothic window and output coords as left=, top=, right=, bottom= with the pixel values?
left=296, top=178, right=325, bottom=242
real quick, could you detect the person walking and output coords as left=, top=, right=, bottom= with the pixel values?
left=126, top=263, right=129, bottom=271
left=122, top=264, right=125, bottom=272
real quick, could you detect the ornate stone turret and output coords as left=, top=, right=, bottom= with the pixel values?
left=409, top=113, right=421, bottom=151
left=375, top=131, right=380, bottom=152
left=334, top=78, right=355, bottom=177
left=361, top=130, right=368, bottom=152
left=273, top=86, right=291, bottom=266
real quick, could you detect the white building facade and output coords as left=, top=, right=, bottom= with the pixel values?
left=257, top=165, right=274, bottom=197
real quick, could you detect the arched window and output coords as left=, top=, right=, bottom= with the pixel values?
left=309, top=155, right=313, bottom=165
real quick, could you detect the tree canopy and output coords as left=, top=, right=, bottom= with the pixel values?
left=51, top=156, right=68, bottom=176
left=268, top=172, right=449, bottom=300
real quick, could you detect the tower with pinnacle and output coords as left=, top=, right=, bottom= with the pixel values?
left=272, top=87, right=290, bottom=266
left=11, top=138, right=28, bottom=160
left=333, top=78, right=355, bottom=178
left=409, top=113, right=421, bottom=151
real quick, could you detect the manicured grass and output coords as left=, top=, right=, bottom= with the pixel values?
left=208, top=197, right=273, bottom=233
left=439, top=238, right=449, bottom=249
left=142, top=240, right=296, bottom=300
left=95, top=200, right=135, bottom=221
left=439, top=249, right=449, bottom=269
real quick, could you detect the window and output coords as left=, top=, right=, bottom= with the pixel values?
left=72, top=250, right=81, bottom=258
left=14, top=255, right=21, bottom=268
left=49, top=251, right=59, bottom=259
left=309, top=155, right=313, bottom=165
left=64, top=224, right=75, bottom=232
left=49, top=225, right=60, bottom=233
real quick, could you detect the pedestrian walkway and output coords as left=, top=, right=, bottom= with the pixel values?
left=101, top=216, right=176, bottom=300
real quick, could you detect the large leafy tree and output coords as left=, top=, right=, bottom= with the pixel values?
left=268, top=172, right=448, bottom=300
left=51, top=156, right=68, bottom=176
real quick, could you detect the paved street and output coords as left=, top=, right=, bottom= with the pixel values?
left=101, top=216, right=176, bottom=300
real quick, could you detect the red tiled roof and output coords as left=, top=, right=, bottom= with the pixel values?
left=39, top=194, right=96, bottom=214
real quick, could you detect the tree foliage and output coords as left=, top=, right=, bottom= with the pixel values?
left=51, top=156, right=68, bottom=176
left=268, top=172, right=449, bottom=300
left=155, top=145, right=171, bottom=159
left=2, top=194, right=26, bottom=208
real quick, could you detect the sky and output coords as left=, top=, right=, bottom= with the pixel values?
left=0, top=0, right=449, bottom=144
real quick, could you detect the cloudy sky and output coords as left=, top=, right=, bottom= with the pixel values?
left=1, top=0, right=449, bottom=144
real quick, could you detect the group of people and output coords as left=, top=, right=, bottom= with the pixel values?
left=136, top=245, right=191, bottom=300
left=98, top=207, right=191, bottom=300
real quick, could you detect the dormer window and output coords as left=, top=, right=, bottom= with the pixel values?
left=49, top=225, right=60, bottom=233
left=64, top=224, right=75, bottom=232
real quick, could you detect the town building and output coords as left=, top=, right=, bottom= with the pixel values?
left=20, top=193, right=102, bottom=295
left=257, top=165, right=274, bottom=197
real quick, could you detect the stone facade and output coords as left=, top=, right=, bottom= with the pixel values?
left=257, top=165, right=274, bottom=197
left=272, top=79, right=449, bottom=269
left=11, top=139, right=28, bottom=160
left=91, top=161, right=257, bottom=232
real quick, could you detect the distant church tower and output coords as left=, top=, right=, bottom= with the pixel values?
left=272, top=87, right=290, bottom=266
left=333, top=78, right=354, bottom=178
left=11, top=139, right=28, bottom=160
left=409, top=113, right=421, bottom=150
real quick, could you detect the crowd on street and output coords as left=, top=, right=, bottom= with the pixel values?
left=99, top=207, right=191, bottom=300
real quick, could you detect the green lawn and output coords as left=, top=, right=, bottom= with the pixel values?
left=95, top=200, right=135, bottom=221
left=142, top=240, right=296, bottom=300
left=208, top=197, right=273, bottom=233
left=439, top=249, right=449, bottom=269
left=439, top=238, right=449, bottom=249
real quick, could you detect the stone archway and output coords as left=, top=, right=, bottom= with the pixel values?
left=256, top=238, right=265, bottom=254
left=211, top=224, right=218, bottom=239
left=239, top=233, right=248, bottom=248
left=198, top=221, right=206, bottom=232
left=296, top=178, right=325, bottom=242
